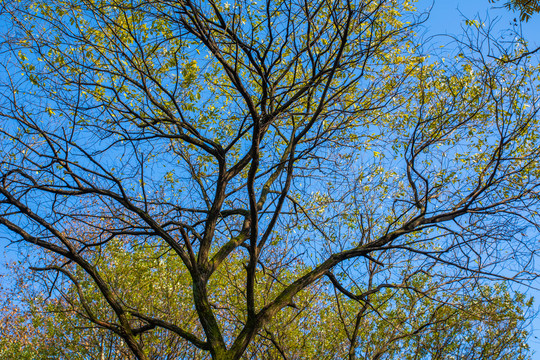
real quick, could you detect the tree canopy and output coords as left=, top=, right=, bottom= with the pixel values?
left=493, top=0, right=540, bottom=21
left=0, top=0, right=538, bottom=359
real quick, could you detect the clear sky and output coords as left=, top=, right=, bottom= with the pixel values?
left=418, top=0, right=540, bottom=354
left=419, top=0, right=540, bottom=43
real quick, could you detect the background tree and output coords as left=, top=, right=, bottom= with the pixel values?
left=491, top=0, right=540, bottom=21
left=0, top=0, right=539, bottom=359
left=0, top=252, right=533, bottom=359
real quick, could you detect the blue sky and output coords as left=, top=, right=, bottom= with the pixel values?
left=421, top=0, right=540, bottom=43
left=418, top=0, right=540, bottom=354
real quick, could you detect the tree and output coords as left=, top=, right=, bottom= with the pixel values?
left=0, top=250, right=534, bottom=359
left=0, top=0, right=538, bottom=359
left=491, top=0, right=540, bottom=21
